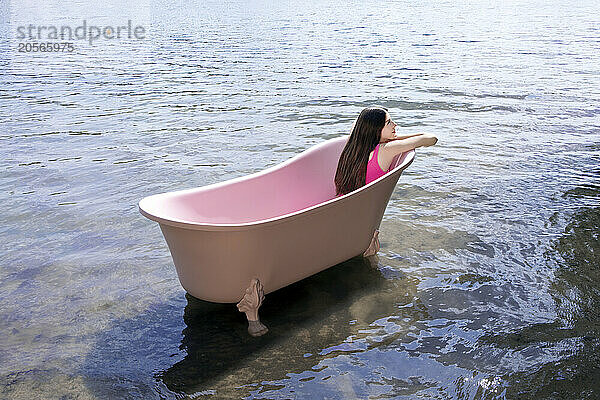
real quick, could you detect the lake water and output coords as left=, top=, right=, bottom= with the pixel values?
left=1, top=0, right=599, bottom=398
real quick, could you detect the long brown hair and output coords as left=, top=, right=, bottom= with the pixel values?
left=335, top=106, right=387, bottom=196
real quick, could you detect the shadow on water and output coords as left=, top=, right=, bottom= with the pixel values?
left=479, top=164, right=600, bottom=399
left=158, top=255, right=404, bottom=397
left=82, top=254, right=416, bottom=399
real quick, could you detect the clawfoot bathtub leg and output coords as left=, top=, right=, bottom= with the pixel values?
left=236, top=278, right=268, bottom=337
left=363, top=229, right=380, bottom=257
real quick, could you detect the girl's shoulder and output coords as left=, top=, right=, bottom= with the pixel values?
left=375, top=142, right=393, bottom=171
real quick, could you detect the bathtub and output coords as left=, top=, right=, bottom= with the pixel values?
left=139, top=135, right=415, bottom=336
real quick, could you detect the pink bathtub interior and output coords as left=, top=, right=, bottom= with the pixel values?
left=140, top=136, right=414, bottom=229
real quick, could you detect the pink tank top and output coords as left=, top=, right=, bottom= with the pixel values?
left=366, top=143, right=387, bottom=184
left=335, top=143, right=388, bottom=197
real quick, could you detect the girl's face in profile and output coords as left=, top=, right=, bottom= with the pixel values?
left=380, top=112, right=397, bottom=142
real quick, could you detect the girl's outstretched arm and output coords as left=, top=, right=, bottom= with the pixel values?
left=382, top=133, right=438, bottom=155
left=386, top=132, right=427, bottom=141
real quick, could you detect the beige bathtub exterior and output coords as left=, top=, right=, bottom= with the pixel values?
left=140, top=135, right=414, bottom=303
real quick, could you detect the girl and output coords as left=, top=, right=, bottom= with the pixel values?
left=335, top=106, right=438, bottom=197
left=334, top=106, right=438, bottom=257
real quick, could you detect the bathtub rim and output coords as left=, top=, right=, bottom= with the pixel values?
left=139, top=136, right=415, bottom=231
